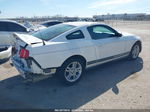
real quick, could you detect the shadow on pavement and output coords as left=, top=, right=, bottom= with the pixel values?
left=0, top=58, right=143, bottom=109
left=0, top=58, right=9, bottom=65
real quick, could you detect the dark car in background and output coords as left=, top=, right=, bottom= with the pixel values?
left=40, top=20, right=62, bottom=27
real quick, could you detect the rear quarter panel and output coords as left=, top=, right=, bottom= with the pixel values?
left=30, top=40, right=97, bottom=69
left=0, top=32, right=14, bottom=45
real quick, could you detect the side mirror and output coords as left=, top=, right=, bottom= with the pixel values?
left=115, top=33, right=122, bottom=37
left=26, top=28, right=30, bottom=32
left=26, top=28, right=34, bottom=33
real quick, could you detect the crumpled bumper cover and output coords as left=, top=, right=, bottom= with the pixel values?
left=12, top=56, right=57, bottom=80
left=12, top=56, right=31, bottom=79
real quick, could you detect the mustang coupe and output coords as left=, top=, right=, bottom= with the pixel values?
left=12, top=22, right=142, bottom=85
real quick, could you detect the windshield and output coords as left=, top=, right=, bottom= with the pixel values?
left=32, top=24, right=76, bottom=41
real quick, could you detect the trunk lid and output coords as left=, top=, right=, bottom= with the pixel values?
left=13, top=33, right=43, bottom=47
left=13, top=33, right=45, bottom=58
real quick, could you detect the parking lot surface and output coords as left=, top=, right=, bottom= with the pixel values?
left=0, top=22, right=150, bottom=109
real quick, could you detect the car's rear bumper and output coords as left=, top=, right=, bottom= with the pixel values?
left=0, top=46, right=12, bottom=60
left=12, top=56, right=57, bottom=81
left=12, top=56, right=31, bottom=78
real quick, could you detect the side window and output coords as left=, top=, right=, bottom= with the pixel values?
left=0, top=22, right=9, bottom=31
left=7, top=22, right=27, bottom=32
left=66, top=30, right=85, bottom=40
left=87, top=25, right=117, bottom=40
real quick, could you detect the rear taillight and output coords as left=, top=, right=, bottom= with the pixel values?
left=19, top=49, right=29, bottom=59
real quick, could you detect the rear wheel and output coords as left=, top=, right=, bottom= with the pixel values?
left=129, top=43, right=140, bottom=60
left=57, top=58, right=85, bottom=85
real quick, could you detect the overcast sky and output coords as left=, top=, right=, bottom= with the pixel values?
left=0, top=0, right=150, bottom=18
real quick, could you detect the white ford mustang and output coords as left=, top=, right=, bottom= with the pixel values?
left=12, top=22, right=142, bottom=85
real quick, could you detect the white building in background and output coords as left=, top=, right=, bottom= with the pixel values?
left=93, top=13, right=148, bottom=21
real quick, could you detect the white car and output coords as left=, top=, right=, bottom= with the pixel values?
left=0, top=46, right=12, bottom=60
left=30, top=20, right=62, bottom=32
left=12, top=22, right=142, bottom=85
left=0, top=20, right=30, bottom=46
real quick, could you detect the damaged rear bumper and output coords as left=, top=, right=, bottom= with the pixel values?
left=12, top=56, right=57, bottom=82
left=12, top=56, right=31, bottom=79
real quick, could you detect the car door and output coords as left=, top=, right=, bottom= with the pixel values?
left=87, top=25, right=127, bottom=61
left=8, top=22, right=28, bottom=45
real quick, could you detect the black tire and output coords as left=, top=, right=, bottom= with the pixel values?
left=57, top=58, right=85, bottom=85
left=129, top=43, right=140, bottom=60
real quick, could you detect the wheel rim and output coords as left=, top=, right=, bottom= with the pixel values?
left=64, top=61, right=82, bottom=82
left=132, top=45, right=140, bottom=59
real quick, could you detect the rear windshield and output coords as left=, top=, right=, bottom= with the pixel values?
left=32, top=24, right=76, bottom=41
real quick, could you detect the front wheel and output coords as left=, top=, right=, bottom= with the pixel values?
left=57, top=58, right=85, bottom=85
left=129, top=43, right=140, bottom=60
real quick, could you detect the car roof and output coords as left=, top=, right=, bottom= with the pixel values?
left=41, top=20, right=62, bottom=24
left=0, top=20, right=18, bottom=23
left=0, top=20, right=27, bottom=28
left=63, top=22, right=105, bottom=27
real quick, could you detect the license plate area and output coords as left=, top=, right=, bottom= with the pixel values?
left=13, top=56, right=24, bottom=67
